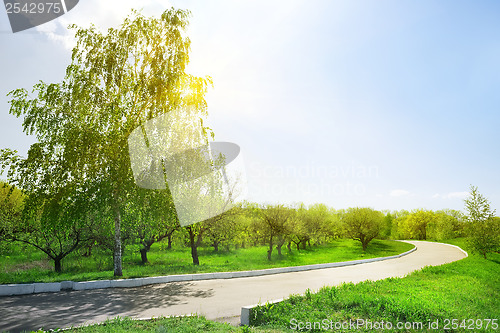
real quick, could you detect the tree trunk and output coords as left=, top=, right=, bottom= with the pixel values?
left=113, top=200, right=123, bottom=277
left=167, top=234, right=173, bottom=250
left=140, top=248, right=148, bottom=264
left=191, top=244, right=199, bottom=265
left=287, top=241, right=292, bottom=253
left=54, top=257, right=62, bottom=273
left=188, top=226, right=199, bottom=265
left=82, top=244, right=92, bottom=257
left=213, top=241, right=219, bottom=252
left=267, top=235, right=273, bottom=261
left=276, top=244, right=282, bottom=256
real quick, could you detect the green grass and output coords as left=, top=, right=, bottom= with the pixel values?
left=250, top=238, right=500, bottom=332
left=29, top=316, right=280, bottom=333
left=0, top=239, right=413, bottom=284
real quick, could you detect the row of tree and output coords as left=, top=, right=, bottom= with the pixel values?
left=2, top=180, right=498, bottom=273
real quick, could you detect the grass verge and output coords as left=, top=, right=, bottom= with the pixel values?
left=250, top=238, right=499, bottom=332
left=0, top=239, right=413, bottom=284
left=28, top=316, right=277, bottom=333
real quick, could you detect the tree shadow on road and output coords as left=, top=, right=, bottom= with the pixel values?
left=0, top=282, right=213, bottom=333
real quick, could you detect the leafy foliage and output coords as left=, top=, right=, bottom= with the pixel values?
left=260, top=205, right=294, bottom=260
left=427, top=210, right=464, bottom=241
left=398, top=210, right=436, bottom=240
left=0, top=181, right=25, bottom=239
left=341, top=207, right=383, bottom=251
left=464, top=185, right=499, bottom=259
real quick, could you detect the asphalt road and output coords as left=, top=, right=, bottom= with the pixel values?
left=0, top=241, right=467, bottom=333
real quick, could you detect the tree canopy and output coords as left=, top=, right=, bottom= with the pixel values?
left=341, top=207, right=383, bottom=251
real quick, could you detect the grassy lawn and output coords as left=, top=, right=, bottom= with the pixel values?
left=0, top=239, right=413, bottom=284
left=250, top=238, right=500, bottom=332
left=33, top=316, right=280, bottom=333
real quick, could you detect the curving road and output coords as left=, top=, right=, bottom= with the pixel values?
left=0, top=241, right=467, bottom=333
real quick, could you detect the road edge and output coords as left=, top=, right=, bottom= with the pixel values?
left=0, top=242, right=417, bottom=297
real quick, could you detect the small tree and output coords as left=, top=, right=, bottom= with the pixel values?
left=178, top=154, right=238, bottom=265
left=427, top=210, right=462, bottom=241
left=341, top=207, right=383, bottom=251
left=243, top=202, right=266, bottom=247
left=260, top=204, right=293, bottom=260
left=391, top=209, right=410, bottom=239
left=289, top=204, right=312, bottom=251
left=9, top=184, right=93, bottom=273
left=205, top=208, right=240, bottom=252
left=399, top=210, right=436, bottom=240
left=306, top=203, right=338, bottom=245
left=379, top=212, right=393, bottom=239
left=231, top=205, right=254, bottom=249
left=0, top=182, right=25, bottom=241
left=127, top=188, right=179, bottom=264
left=464, top=185, right=499, bottom=259
left=182, top=208, right=215, bottom=265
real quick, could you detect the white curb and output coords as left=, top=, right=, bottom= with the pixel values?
left=241, top=299, right=284, bottom=326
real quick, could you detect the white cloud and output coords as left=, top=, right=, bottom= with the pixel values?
left=35, top=19, right=76, bottom=50
left=33, top=0, right=172, bottom=50
left=390, top=189, right=410, bottom=197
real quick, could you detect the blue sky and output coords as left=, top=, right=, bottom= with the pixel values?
left=0, top=0, right=499, bottom=213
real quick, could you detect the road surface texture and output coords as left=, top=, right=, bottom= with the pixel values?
left=0, top=241, right=466, bottom=332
